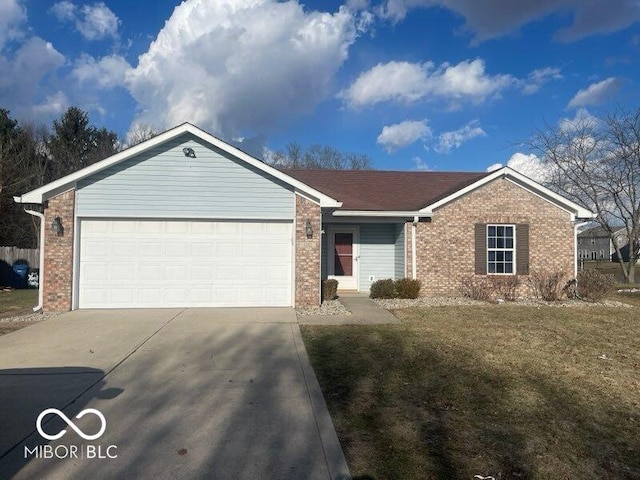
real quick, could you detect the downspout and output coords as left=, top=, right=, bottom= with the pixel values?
left=24, top=209, right=45, bottom=312
left=412, top=216, right=418, bottom=280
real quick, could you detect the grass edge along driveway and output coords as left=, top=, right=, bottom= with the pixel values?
left=301, top=300, right=640, bottom=480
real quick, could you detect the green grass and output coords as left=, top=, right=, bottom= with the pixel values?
left=301, top=302, right=640, bottom=480
left=0, top=289, right=38, bottom=316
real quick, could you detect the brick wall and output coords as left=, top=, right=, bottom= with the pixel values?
left=43, top=189, right=75, bottom=311
left=409, top=178, right=575, bottom=296
left=295, top=194, right=321, bottom=306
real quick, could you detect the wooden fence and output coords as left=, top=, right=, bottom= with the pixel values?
left=0, top=247, right=40, bottom=286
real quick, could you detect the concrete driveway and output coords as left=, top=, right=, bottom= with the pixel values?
left=0, top=309, right=350, bottom=480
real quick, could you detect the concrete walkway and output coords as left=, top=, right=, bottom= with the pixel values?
left=299, top=294, right=400, bottom=325
left=0, top=308, right=350, bottom=480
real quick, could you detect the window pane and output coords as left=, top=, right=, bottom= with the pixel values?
left=488, top=226, right=496, bottom=236
left=488, top=251, right=496, bottom=261
left=488, top=263, right=496, bottom=273
left=505, top=226, right=513, bottom=237
left=505, top=251, right=513, bottom=261
left=496, top=263, right=504, bottom=273
left=496, top=238, right=504, bottom=248
left=488, top=238, right=496, bottom=248
left=497, top=226, right=505, bottom=236
left=505, top=262, right=513, bottom=273
left=505, top=238, right=513, bottom=249
left=496, top=251, right=504, bottom=262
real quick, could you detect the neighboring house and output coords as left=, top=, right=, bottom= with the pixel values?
left=577, top=226, right=628, bottom=261
left=14, top=123, right=595, bottom=312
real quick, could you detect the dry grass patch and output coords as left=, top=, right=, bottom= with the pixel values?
left=301, top=304, right=640, bottom=480
left=0, top=289, right=38, bottom=317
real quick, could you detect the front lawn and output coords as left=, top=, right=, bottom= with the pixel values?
left=0, top=289, right=38, bottom=317
left=301, top=302, right=640, bottom=479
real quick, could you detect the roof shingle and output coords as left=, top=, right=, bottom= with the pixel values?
left=282, top=169, right=490, bottom=211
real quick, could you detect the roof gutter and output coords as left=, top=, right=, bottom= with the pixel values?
left=332, top=210, right=432, bottom=218
left=23, top=209, right=44, bottom=312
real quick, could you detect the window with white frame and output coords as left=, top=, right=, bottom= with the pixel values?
left=487, top=225, right=515, bottom=274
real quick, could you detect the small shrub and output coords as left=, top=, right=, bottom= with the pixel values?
left=459, top=275, right=494, bottom=301
left=529, top=270, right=566, bottom=301
left=490, top=275, right=520, bottom=302
left=322, top=279, right=338, bottom=301
left=369, top=279, right=396, bottom=299
left=395, top=278, right=421, bottom=299
left=577, top=270, right=615, bottom=302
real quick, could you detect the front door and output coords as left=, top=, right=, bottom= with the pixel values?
left=328, top=226, right=359, bottom=290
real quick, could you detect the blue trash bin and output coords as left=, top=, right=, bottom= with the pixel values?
left=12, top=263, right=29, bottom=289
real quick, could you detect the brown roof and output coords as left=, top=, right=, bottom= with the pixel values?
left=282, top=169, right=490, bottom=211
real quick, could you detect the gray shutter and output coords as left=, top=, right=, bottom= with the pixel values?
left=516, top=224, right=529, bottom=275
left=475, top=223, right=487, bottom=274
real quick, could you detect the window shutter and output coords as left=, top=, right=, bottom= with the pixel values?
left=516, top=224, right=529, bottom=275
left=475, top=223, right=487, bottom=274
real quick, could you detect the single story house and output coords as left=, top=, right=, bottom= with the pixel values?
left=14, top=123, right=595, bottom=312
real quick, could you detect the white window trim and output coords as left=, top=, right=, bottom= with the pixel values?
left=487, top=224, right=516, bottom=275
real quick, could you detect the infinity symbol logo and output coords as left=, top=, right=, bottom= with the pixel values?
left=36, top=408, right=107, bottom=441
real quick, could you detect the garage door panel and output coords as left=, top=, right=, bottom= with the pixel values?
left=78, top=219, right=292, bottom=308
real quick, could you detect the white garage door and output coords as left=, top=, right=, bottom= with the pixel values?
left=78, top=219, right=293, bottom=308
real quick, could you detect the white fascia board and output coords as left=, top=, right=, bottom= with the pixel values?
left=420, top=166, right=596, bottom=219
left=332, top=210, right=432, bottom=218
left=15, top=123, right=341, bottom=207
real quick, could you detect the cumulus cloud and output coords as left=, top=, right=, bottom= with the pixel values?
left=126, top=0, right=361, bottom=137
left=71, top=54, right=131, bottom=89
left=522, top=67, right=563, bottom=95
left=0, top=37, right=66, bottom=119
left=567, top=77, right=622, bottom=108
left=51, top=1, right=120, bottom=40
left=377, top=119, right=431, bottom=152
left=340, top=58, right=515, bottom=108
left=0, top=0, right=27, bottom=50
left=436, top=120, right=486, bottom=153
left=377, top=0, right=640, bottom=43
left=487, top=153, right=548, bottom=183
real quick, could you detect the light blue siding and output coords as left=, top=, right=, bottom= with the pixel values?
left=358, top=224, right=398, bottom=291
left=395, top=223, right=406, bottom=279
left=76, top=133, right=294, bottom=219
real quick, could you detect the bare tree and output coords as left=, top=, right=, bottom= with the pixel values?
left=127, top=124, right=159, bottom=147
left=529, top=107, right=640, bottom=283
left=266, top=142, right=373, bottom=170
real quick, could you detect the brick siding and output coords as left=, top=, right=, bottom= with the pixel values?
left=295, top=194, right=321, bottom=306
left=408, top=178, right=575, bottom=296
left=43, top=189, right=75, bottom=312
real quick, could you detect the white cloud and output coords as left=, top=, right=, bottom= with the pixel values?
left=126, top=0, right=361, bottom=137
left=497, top=152, right=548, bottom=183
left=377, top=0, right=640, bottom=43
left=559, top=108, right=600, bottom=132
left=436, top=120, right=486, bottom=153
left=486, top=163, right=503, bottom=172
left=0, top=0, right=27, bottom=50
left=0, top=37, right=66, bottom=119
left=340, top=58, right=515, bottom=108
left=71, top=54, right=131, bottom=89
left=377, top=119, right=431, bottom=152
left=32, top=91, right=70, bottom=117
left=413, top=156, right=430, bottom=170
left=567, top=77, right=622, bottom=108
left=522, top=67, right=563, bottom=95
left=51, top=1, right=120, bottom=41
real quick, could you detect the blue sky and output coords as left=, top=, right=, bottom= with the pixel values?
left=1, top=0, right=639, bottom=174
